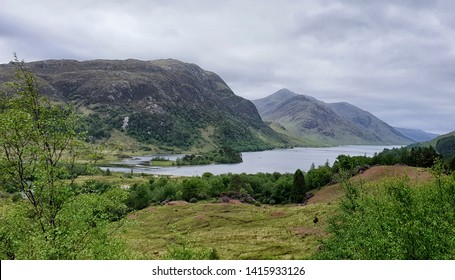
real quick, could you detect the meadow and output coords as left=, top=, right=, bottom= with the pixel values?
left=121, top=200, right=335, bottom=259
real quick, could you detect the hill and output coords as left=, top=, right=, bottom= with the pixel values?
left=412, top=130, right=455, bottom=148
left=0, top=59, right=289, bottom=152
left=253, top=89, right=412, bottom=146
left=308, top=165, right=433, bottom=205
left=412, top=131, right=455, bottom=162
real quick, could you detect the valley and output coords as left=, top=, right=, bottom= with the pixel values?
left=1, top=58, right=454, bottom=261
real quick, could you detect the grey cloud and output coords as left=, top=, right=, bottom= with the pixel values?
left=1, top=0, right=454, bottom=134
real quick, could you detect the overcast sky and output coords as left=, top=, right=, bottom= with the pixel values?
left=1, top=0, right=454, bottom=134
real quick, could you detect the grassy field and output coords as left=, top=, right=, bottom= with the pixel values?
left=121, top=200, right=336, bottom=260
left=74, top=172, right=150, bottom=186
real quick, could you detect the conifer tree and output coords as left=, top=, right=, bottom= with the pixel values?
left=291, top=169, right=306, bottom=203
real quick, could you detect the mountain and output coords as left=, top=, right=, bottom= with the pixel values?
left=253, top=89, right=413, bottom=146
left=0, top=59, right=289, bottom=152
left=328, top=102, right=413, bottom=143
left=393, top=127, right=438, bottom=143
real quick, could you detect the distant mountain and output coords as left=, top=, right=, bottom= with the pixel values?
left=0, top=59, right=289, bottom=152
left=393, top=127, right=438, bottom=143
left=328, top=102, right=413, bottom=143
left=253, top=89, right=413, bottom=146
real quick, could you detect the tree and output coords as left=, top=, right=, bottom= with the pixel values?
left=306, top=164, right=333, bottom=191
left=449, top=157, right=455, bottom=172
left=126, top=184, right=152, bottom=210
left=0, top=56, right=126, bottom=259
left=271, top=176, right=293, bottom=204
left=291, top=169, right=306, bottom=203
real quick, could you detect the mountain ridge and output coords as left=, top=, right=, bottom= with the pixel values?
left=0, top=59, right=289, bottom=152
left=253, top=89, right=413, bottom=146
left=393, top=127, right=438, bottom=143
left=327, top=102, right=414, bottom=143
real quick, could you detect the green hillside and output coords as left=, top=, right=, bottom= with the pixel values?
left=0, top=59, right=289, bottom=153
left=413, top=131, right=455, bottom=149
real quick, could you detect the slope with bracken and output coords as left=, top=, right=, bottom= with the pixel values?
left=307, top=165, right=433, bottom=205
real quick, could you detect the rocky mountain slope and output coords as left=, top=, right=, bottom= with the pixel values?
left=327, top=102, right=413, bottom=144
left=253, top=89, right=413, bottom=146
left=0, top=59, right=289, bottom=152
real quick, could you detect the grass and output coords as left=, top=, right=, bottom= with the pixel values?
left=74, top=172, right=150, bottom=187
left=120, top=201, right=336, bottom=260
left=150, top=160, right=176, bottom=167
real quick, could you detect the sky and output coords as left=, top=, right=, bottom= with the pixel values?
left=1, top=0, right=454, bottom=134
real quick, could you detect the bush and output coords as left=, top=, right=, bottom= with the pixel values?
left=76, top=180, right=111, bottom=194
left=317, top=175, right=455, bottom=259
left=150, top=182, right=177, bottom=203
left=181, top=178, right=209, bottom=201
left=126, top=184, right=152, bottom=210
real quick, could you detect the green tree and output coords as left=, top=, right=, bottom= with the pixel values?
left=181, top=177, right=209, bottom=201
left=126, top=184, right=152, bottom=210
left=0, top=57, right=126, bottom=259
left=291, top=169, right=306, bottom=203
left=271, top=176, right=292, bottom=204
left=306, top=165, right=333, bottom=191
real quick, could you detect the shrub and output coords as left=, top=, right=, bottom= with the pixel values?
left=71, top=180, right=110, bottom=195
left=317, top=175, right=455, bottom=259
left=126, top=184, right=152, bottom=210
left=181, top=178, right=209, bottom=201
left=150, top=182, right=177, bottom=203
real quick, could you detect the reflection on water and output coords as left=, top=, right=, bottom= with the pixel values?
left=101, top=145, right=399, bottom=176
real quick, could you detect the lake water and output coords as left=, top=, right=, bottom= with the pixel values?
left=101, top=145, right=398, bottom=176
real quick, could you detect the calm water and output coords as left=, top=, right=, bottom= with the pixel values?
left=101, top=145, right=398, bottom=176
